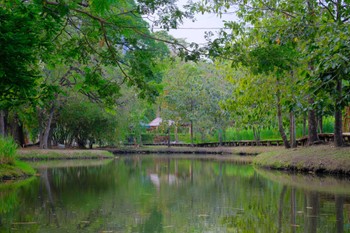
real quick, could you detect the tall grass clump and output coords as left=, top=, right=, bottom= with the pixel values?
left=0, top=137, right=17, bottom=165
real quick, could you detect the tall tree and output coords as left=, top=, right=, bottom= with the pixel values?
left=194, top=0, right=350, bottom=147
left=1, top=0, right=191, bottom=146
left=221, top=67, right=276, bottom=144
left=161, top=60, right=204, bottom=145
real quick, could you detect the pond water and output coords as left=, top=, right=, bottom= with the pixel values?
left=1, top=155, right=350, bottom=233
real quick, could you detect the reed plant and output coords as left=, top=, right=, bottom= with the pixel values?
left=0, top=137, right=17, bottom=165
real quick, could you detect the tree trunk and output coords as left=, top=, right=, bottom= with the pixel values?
left=253, top=127, right=260, bottom=144
left=318, top=114, right=323, bottom=133
left=17, top=123, right=25, bottom=147
left=40, top=103, right=55, bottom=149
left=167, top=127, right=170, bottom=148
left=139, top=133, right=143, bottom=147
left=303, top=113, right=307, bottom=136
left=277, top=186, right=287, bottom=233
left=290, top=111, right=297, bottom=148
left=308, top=97, right=319, bottom=145
left=277, top=89, right=291, bottom=148
left=307, top=192, right=319, bottom=233
left=0, top=110, right=5, bottom=136
left=200, top=130, right=206, bottom=142
left=218, top=128, right=223, bottom=146
left=335, top=195, right=344, bottom=233
left=77, top=138, right=86, bottom=148
left=8, top=114, right=25, bottom=147
left=41, top=168, right=60, bottom=227
left=174, top=125, right=178, bottom=143
left=190, top=120, right=194, bottom=146
left=306, top=0, right=319, bottom=145
left=334, top=78, right=343, bottom=147
left=290, top=188, right=296, bottom=233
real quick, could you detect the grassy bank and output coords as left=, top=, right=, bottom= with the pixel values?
left=18, top=149, right=115, bottom=161
left=0, top=137, right=36, bottom=180
left=1, top=148, right=114, bottom=181
left=255, top=168, right=350, bottom=195
left=0, top=161, right=36, bottom=180
left=254, top=145, right=350, bottom=175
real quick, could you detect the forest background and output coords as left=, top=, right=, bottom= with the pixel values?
left=1, top=0, right=349, bottom=150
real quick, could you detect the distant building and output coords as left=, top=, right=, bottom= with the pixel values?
left=148, top=117, right=174, bottom=131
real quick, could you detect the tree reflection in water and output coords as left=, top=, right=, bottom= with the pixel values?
left=0, top=156, right=349, bottom=232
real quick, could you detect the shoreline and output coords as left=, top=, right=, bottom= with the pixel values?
left=111, top=145, right=350, bottom=176
left=0, top=149, right=115, bottom=181
left=17, top=149, right=115, bottom=161
left=2, top=144, right=350, bottom=180
left=0, top=160, right=36, bottom=181
left=106, top=145, right=280, bottom=156
left=253, top=144, right=350, bottom=175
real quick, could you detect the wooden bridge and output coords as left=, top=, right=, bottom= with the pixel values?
left=142, top=133, right=350, bottom=147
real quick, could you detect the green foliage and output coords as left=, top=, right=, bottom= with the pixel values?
left=1, top=0, right=191, bottom=148
left=0, top=176, right=36, bottom=214
left=190, top=0, right=350, bottom=145
left=3, top=157, right=347, bottom=232
left=54, top=98, right=118, bottom=147
left=159, top=59, right=232, bottom=143
left=221, top=66, right=277, bottom=141
left=0, top=4, right=57, bottom=107
left=0, top=137, right=17, bottom=165
left=141, top=133, right=155, bottom=144
left=226, top=128, right=281, bottom=141
left=322, top=117, right=335, bottom=133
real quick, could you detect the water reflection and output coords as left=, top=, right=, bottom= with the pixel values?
left=257, top=168, right=350, bottom=233
left=0, top=155, right=349, bottom=232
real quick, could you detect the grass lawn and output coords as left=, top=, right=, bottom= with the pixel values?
left=254, top=144, right=350, bottom=174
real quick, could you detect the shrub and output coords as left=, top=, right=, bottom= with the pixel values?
left=53, top=100, right=118, bottom=148
left=0, top=137, right=17, bottom=165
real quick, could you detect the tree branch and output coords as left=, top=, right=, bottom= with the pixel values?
left=132, top=28, right=190, bottom=52
left=52, top=16, right=69, bottom=41
left=258, top=3, right=296, bottom=18
left=318, top=0, right=336, bottom=21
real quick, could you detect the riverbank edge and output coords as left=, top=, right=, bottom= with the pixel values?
left=0, top=149, right=115, bottom=180
left=107, top=145, right=281, bottom=156
left=0, top=160, right=36, bottom=181
left=253, top=145, right=350, bottom=175
left=3, top=145, right=348, bottom=180
left=17, top=149, right=115, bottom=161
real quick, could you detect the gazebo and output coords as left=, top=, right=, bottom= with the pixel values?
left=148, top=117, right=163, bottom=130
left=148, top=117, right=174, bottom=131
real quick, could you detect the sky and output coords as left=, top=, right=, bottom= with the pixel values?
left=152, top=1, right=237, bottom=44
left=166, top=13, right=234, bottom=44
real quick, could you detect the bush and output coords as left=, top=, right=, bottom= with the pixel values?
left=141, top=133, right=155, bottom=144
left=53, top=100, right=118, bottom=148
left=0, top=137, right=17, bottom=165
